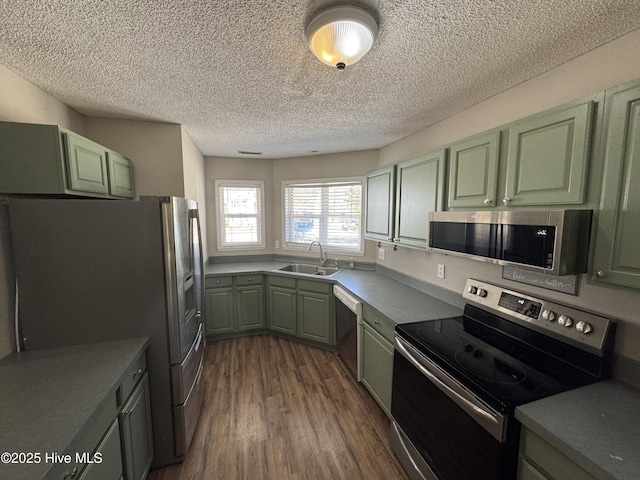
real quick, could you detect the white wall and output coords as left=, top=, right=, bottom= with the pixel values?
left=378, top=29, right=640, bottom=361
left=0, top=64, right=87, bottom=358
left=85, top=118, right=185, bottom=198
left=204, top=156, right=274, bottom=257
left=204, top=150, right=380, bottom=263
left=182, top=127, right=208, bottom=258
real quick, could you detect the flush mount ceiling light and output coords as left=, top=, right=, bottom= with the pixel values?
left=305, top=6, right=378, bottom=70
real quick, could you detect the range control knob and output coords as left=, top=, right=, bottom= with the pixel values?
left=576, top=321, right=593, bottom=334
left=541, top=310, right=556, bottom=322
left=468, top=285, right=478, bottom=295
left=558, top=315, right=573, bottom=328
left=476, top=288, right=488, bottom=298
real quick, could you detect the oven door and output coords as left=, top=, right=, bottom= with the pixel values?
left=391, top=336, right=519, bottom=480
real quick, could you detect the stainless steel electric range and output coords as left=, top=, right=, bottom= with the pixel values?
left=390, top=278, right=616, bottom=480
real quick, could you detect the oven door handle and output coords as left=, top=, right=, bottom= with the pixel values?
left=395, top=336, right=507, bottom=442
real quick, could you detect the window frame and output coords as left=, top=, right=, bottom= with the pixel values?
left=215, top=179, right=266, bottom=251
left=281, top=177, right=365, bottom=256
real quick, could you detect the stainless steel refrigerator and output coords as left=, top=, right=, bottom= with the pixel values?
left=6, top=196, right=205, bottom=467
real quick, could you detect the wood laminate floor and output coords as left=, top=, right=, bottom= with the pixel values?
left=147, top=335, right=409, bottom=480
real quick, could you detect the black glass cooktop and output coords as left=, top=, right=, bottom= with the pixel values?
left=395, top=305, right=603, bottom=413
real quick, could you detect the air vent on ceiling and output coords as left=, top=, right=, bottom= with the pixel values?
left=238, top=150, right=262, bottom=155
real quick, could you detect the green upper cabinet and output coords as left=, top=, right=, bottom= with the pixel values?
left=504, top=101, right=594, bottom=206
left=592, top=80, right=640, bottom=289
left=0, top=121, right=135, bottom=199
left=63, top=131, right=110, bottom=195
left=394, top=149, right=446, bottom=248
left=364, top=164, right=396, bottom=242
left=447, top=131, right=500, bottom=208
left=107, top=150, right=135, bottom=198
left=447, top=101, right=594, bottom=209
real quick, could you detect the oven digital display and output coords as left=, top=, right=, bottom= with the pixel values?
left=498, top=293, right=541, bottom=319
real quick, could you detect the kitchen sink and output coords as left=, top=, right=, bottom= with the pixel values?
left=276, top=263, right=341, bottom=277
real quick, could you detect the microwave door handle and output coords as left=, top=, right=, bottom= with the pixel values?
left=395, top=336, right=506, bottom=442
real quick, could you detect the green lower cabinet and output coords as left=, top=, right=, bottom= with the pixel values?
left=119, top=374, right=154, bottom=480
left=298, top=289, right=331, bottom=345
left=266, top=276, right=334, bottom=347
left=236, top=282, right=265, bottom=331
left=518, top=428, right=597, bottom=480
left=205, top=275, right=265, bottom=337
left=360, top=315, right=394, bottom=418
left=267, top=284, right=298, bottom=335
left=78, top=420, right=123, bottom=480
left=205, top=283, right=235, bottom=335
left=592, top=79, right=640, bottom=289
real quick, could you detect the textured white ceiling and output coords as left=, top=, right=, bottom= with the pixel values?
left=1, top=1, right=639, bottom=159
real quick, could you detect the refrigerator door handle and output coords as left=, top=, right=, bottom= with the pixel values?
left=189, top=207, right=204, bottom=318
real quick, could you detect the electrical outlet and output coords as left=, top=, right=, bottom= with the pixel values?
left=437, top=264, right=445, bottom=279
left=275, top=240, right=280, bottom=249
left=378, top=247, right=386, bottom=260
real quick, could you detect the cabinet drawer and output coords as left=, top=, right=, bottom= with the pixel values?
left=236, top=274, right=263, bottom=286
left=298, top=279, right=331, bottom=294
left=268, top=275, right=297, bottom=289
left=119, top=352, right=147, bottom=406
left=519, top=428, right=597, bottom=480
left=363, top=305, right=395, bottom=343
left=205, top=276, right=233, bottom=288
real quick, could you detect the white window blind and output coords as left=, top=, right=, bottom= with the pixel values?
left=283, top=178, right=363, bottom=254
left=215, top=180, right=265, bottom=250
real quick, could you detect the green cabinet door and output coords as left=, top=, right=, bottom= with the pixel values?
left=236, top=282, right=265, bottom=331
left=394, top=149, right=446, bottom=248
left=448, top=131, right=500, bottom=208
left=365, top=165, right=396, bottom=242
left=504, top=102, right=594, bottom=206
left=205, top=286, right=235, bottom=335
left=298, top=290, right=331, bottom=345
left=361, top=320, right=394, bottom=417
left=63, top=131, right=110, bottom=195
left=267, top=284, right=297, bottom=336
left=78, top=420, right=123, bottom=480
left=107, top=150, right=135, bottom=198
left=592, top=80, right=640, bottom=289
left=120, top=374, right=153, bottom=480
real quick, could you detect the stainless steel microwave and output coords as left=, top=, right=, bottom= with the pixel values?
left=428, top=210, right=593, bottom=276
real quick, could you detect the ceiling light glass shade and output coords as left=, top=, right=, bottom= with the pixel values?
left=306, top=6, right=378, bottom=68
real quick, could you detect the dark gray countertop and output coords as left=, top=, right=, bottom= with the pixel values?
left=0, top=338, right=149, bottom=480
left=515, top=381, right=640, bottom=480
left=205, top=261, right=463, bottom=325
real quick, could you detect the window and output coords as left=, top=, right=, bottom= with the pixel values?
left=283, top=178, right=364, bottom=254
left=215, top=180, right=265, bottom=250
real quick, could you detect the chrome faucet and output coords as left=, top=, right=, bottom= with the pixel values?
left=307, top=240, right=327, bottom=266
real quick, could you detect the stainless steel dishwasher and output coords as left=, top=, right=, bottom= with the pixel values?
left=333, top=285, right=363, bottom=381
